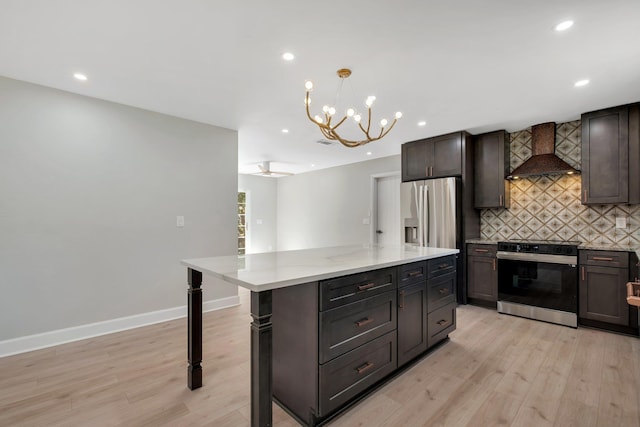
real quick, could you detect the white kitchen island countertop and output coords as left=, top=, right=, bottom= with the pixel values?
left=181, top=244, right=459, bottom=292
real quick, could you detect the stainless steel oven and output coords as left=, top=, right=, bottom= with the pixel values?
left=497, top=241, right=578, bottom=328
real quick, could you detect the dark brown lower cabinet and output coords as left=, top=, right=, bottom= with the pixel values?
left=579, top=264, right=629, bottom=325
left=397, top=281, right=427, bottom=367
left=467, top=244, right=498, bottom=306
left=578, top=250, right=638, bottom=334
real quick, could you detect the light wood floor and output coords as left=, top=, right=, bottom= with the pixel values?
left=2, top=289, right=640, bottom=426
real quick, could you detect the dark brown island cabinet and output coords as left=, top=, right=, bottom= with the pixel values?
left=466, top=243, right=498, bottom=307
left=271, top=256, right=456, bottom=426
left=579, top=250, right=639, bottom=335
left=581, top=103, right=640, bottom=205
left=473, top=130, right=510, bottom=209
left=401, top=131, right=469, bottom=181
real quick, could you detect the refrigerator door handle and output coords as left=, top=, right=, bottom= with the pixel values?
left=423, top=185, right=429, bottom=247
left=415, top=182, right=423, bottom=247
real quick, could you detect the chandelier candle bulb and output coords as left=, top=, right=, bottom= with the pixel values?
left=346, top=108, right=355, bottom=117
left=380, top=118, right=388, bottom=127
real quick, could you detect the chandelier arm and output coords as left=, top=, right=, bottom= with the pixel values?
left=330, top=115, right=349, bottom=131
left=378, top=119, right=398, bottom=139
left=366, top=107, right=372, bottom=137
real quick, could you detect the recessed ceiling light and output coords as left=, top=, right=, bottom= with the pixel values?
left=418, top=121, right=427, bottom=127
left=311, top=164, right=315, bottom=167
left=282, top=52, right=295, bottom=61
left=73, top=73, right=88, bottom=81
left=366, top=151, right=372, bottom=156
left=554, top=20, right=574, bottom=32
left=574, top=79, right=590, bottom=87
left=282, top=129, right=289, bottom=133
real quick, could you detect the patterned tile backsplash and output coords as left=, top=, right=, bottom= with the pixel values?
left=480, top=120, right=640, bottom=247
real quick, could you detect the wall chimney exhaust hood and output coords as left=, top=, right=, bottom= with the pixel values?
left=507, top=122, right=580, bottom=179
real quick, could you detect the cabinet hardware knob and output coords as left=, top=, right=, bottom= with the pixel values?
left=399, top=290, right=405, bottom=309
left=355, top=317, right=374, bottom=327
left=592, top=257, right=614, bottom=262
left=438, top=288, right=448, bottom=295
left=356, top=361, right=374, bottom=374
left=437, top=319, right=448, bottom=326
left=358, top=282, right=375, bottom=291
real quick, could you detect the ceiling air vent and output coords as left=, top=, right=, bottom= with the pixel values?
left=315, top=139, right=334, bottom=146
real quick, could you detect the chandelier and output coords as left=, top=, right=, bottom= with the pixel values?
left=304, top=68, right=402, bottom=148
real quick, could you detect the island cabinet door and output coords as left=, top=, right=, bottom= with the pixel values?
left=397, top=281, right=428, bottom=367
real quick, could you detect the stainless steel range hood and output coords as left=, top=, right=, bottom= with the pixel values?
left=507, top=122, right=580, bottom=179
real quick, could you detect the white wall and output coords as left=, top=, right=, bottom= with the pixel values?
left=277, top=155, right=401, bottom=250
left=0, top=76, right=238, bottom=343
left=238, top=174, right=278, bottom=253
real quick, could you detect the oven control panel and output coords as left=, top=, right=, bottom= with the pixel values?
left=497, top=241, right=578, bottom=256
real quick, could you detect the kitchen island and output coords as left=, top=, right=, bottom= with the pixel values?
left=181, top=244, right=459, bottom=427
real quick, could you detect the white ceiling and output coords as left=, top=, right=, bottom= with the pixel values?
left=2, top=0, right=639, bottom=175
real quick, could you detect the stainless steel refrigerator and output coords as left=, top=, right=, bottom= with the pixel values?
left=400, top=177, right=459, bottom=250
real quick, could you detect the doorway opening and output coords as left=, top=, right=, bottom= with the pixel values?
left=371, top=173, right=401, bottom=245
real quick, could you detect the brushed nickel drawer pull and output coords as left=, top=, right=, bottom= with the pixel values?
left=492, top=258, right=496, bottom=271
left=592, top=257, right=614, bottom=261
left=438, top=264, right=451, bottom=269
left=499, top=194, right=503, bottom=206
left=581, top=266, right=585, bottom=281
left=474, top=249, right=489, bottom=253
left=438, top=288, right=448, bottom=295
left=437, top=319, right=448, bottom=326
left=355, top=318, right=374, bottom=327
left=358, top=282, right=375, bottom=291
left=356, top=361, right=374, bottom=374
left=399, top=290, right=405, bottom=309
left=408, top=271, right=422, bottom=277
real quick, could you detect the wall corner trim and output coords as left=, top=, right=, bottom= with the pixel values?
left=0, top=295, right=240, bottom=358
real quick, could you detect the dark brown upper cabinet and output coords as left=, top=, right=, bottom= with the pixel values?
left=581, top=103, right=640, bottom=205
left=473, top=130, right=510, bottom=208
left=401, top=132, right=466, bottom=181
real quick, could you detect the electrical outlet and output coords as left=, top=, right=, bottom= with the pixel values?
left=177, top=216, right=185, bottom=227
left=362, top=218, right=370, bottom=225
left=615, top=216, right=627, bottom=229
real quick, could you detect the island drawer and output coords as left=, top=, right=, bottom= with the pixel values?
left=320, top=267, right=397, bottom=311
left=427, top=255, right=456, bottom=279
left=427, top=272, right=456, bottom=312
left=427, top=302, right=456, bottom=348
left=399, top=261, right=427, bottom=288
left=580, top=250, right=629, bottom=268
left=319, top=291, right=396, bottom=363
left=318, top=331, right=396, bottom=416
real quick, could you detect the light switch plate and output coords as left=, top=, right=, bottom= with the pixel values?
left=177, top=216, right=185, bottom=227
left=362, top=218, right=370, bottom=225
left=615, top=216, right=627, bottom=229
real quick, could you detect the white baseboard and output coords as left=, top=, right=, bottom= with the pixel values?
left=0, top=295, right=240, bottom=358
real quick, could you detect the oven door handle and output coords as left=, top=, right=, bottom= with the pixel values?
left=496, top=251, right=577, bottom=265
